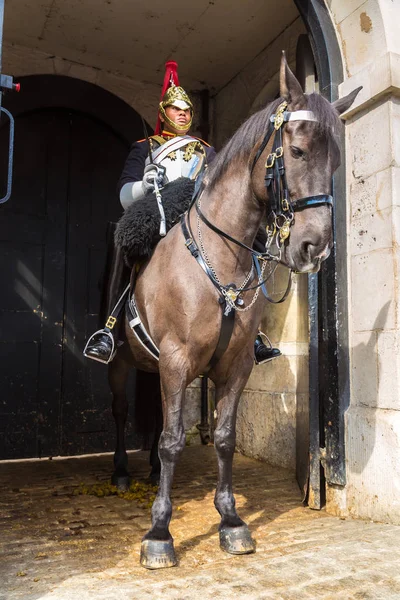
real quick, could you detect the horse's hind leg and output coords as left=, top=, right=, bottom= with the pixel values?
left=108, top=356, right=131, bottom=491
left=136, top=370, right=162, bottom=484
left=140, top=361, right=187, bottom=569
left=214, top=367, right=256, bottom=555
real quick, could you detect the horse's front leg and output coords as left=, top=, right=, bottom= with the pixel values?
left=108, top=356, right=131, bottom=491
left=140, top=358, right=187, bottom=569
left=214, top=360, right=256, bottom=555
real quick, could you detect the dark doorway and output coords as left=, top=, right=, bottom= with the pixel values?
left=0, top=76, right=143, bottom=459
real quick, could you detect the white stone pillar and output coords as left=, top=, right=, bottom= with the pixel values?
left=327, top=0, right=400, bottom=523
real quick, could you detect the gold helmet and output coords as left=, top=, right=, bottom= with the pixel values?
left=155, top=61, right=194, bottom=134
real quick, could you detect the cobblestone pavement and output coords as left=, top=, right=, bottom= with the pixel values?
left=1, top=446, right=400, bottom=600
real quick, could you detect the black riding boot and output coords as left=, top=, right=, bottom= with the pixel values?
left=254, top=333, right=281, bottom=365
left=84, top=223, right=130, bottom=364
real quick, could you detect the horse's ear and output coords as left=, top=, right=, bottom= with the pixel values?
left=332, top=86, right=363, bottom=115
left=280, top=51, right=304, bottom=106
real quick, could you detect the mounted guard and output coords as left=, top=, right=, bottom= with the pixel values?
left=83, top=60, right=281, bottom=365
left=82, top=51, right=360, bottom=570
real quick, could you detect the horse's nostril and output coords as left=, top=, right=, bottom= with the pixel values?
left=301, top=239, right=331, bottom=265
left=301, top=241, right=313, bottom=259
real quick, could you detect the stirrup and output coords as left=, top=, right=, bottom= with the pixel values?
left=254, top=331, right=281, bottom=365
left=83, top=329, right=116, bottom=365
left=83, top=285, right=130, bottom=364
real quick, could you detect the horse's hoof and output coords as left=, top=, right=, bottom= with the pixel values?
left=140, top=539, right=177, bottom=569
left=111, top=473, right=130, bottom=492
left=219, top=525, right=256, bottom=555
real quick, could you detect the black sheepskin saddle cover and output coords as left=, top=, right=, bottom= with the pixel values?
left=115, top=177, right=195, bottom=267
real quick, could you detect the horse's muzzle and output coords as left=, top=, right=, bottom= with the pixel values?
left=287, top=239, right=332, bottom=274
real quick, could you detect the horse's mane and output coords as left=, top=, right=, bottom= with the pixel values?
left=207, top=93, right=342, bottom=190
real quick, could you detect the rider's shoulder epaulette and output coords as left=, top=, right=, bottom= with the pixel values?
left=135, top=135, right=164, bottom=146
left=193, top=137, right=211, bottom=147
left=149, top=135, right=166, bottom=146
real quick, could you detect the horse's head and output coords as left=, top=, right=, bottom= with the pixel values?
left=252, top=53, right=361, bottom=273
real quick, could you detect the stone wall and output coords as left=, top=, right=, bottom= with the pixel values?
left=236, top=272, right=309, bottom=470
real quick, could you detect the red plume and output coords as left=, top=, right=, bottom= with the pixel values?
left=155, top=60, right=180, bottom=134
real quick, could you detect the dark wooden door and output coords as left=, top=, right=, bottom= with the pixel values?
left=0, top=107, right=138, bottom=458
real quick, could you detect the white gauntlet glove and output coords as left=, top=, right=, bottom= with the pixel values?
left=119, top=165, right=167, bottom=210
left=142, top=164, right=166, bottom=194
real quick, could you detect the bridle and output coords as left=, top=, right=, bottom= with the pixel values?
left=195, top=100, right=334, bottom=266
left=250, top=100, right=333, bottom=259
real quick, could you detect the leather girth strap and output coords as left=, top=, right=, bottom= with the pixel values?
left=181, top=212, right=235, bottom=371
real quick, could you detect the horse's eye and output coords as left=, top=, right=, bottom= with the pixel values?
left=290, top=146, right=305, bottom=159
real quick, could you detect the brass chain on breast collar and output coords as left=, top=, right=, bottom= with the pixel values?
left=196, top=197, right=269, bottom=312
left=232, top=260, right=270, bottom=313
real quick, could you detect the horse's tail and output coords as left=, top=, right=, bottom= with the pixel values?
left=134, top=370, right=162, bottom=450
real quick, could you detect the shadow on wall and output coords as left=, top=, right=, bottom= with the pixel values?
left=347, top=300, right=391, bottom=476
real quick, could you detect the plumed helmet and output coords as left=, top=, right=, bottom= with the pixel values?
left=161, top=85, right=193, bottom=112
left=155, top=61, right=193, bottom=134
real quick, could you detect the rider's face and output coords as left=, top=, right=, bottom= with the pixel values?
left=161, top=105, right=191, bottom=134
